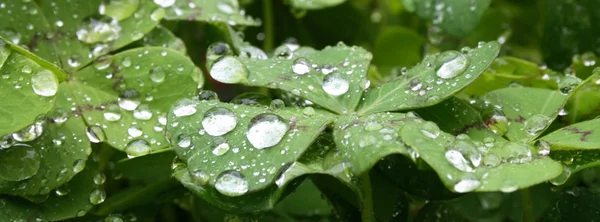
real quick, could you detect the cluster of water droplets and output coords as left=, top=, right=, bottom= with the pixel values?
left=1, top=46, right=60, bottom=97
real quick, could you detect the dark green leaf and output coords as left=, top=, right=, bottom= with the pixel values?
left=540, top=187, right=600, bottom=221
left=288, top=0, right=346, bottom=10
left=142, top=26, right=187, bottom=54
left=162, top=0, right=259, bottom=26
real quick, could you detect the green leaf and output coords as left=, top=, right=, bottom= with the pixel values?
left=142, top=26, right=187, bottom=54
left=162, top=0, right=259, bottom=26
left=115, top=149, right=175, bottom=183
left=0, top=40, right=66, bottom=136
left=230, top=44, right=372, bottom=114
left=414, top=0, right=491, bottom=36
left=0, top=0, right=161, bottom=71
left=288, top=0, right=346, bottom=10
left=274, top=179, right=334, bottom=217
left=563, top=69, right=600, bottom=124
left=357, top=41, right=500, bottom=115
left=0, top=83, right=91, bottom=197
left=69, top=47, right=202, bottom=156
left=540, top=187, right=600, bottom=221
left=481, top=87, right=567, bottom=142
left=166, top=98, right=334, bottom=202
left=542, top=118, right=600, bottom=150
left=400, top=121, right=562, bottom=193
left=372, top=26, right=425, bottom=76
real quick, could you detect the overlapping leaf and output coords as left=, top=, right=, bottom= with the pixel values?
left=162, top=0, right=259, bottom=26
left=357, top=41, right=500, bottom=115
left=414, top=0, right=491, bottom=36
left=288, top=0, right=346, bottom=10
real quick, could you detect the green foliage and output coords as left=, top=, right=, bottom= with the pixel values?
left=1, top=0, right=600, bottom=221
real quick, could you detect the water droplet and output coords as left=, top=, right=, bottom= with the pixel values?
left=125, top=139, right=151, bottom=157
left=176, top=134, right=191, bottom=148
left=153, top=0, right=175, bottom=7
left=446, top=140, right=481, bottom=171
left=55, top=186, right=70, bottom=196
left=270, top=99, right=285, bottom=109
left=360, top=79, right=371, bottom=89
left=445, top=150, right=474, bottom=172
left=231, top=93, right=269, bottom=106
left=217, top=0, right=239, bottom=14
left=535, top=140, right=551, bottom=156
left=150, top=7, right=165, bottom=21
left=198, top=107, right=237, bottom=137
left=523, top=114, right=550, bottom=135
left=0, top=135, right=14, bottom=149
left=0, top=29, right=21, bottom=44
left=190, top=169, right=210, bottom=185
left=118, top=90, right=140, bottom=111
left=172, top=99, right=197, bottom=117
left=210, top=56, right=248, bottom=84
left=292, top=58, right=311, bottom=75
left=150, top=66, right=166, bottom=83
left=246, top=114, right=289, bottom=149
left=0, top=144, right=40, bottom=181
left=436, top=51, right=469, bottom=79
left=212, top=142, right=230, bottom=156
left=274, top=45, right=293, bottom=59
left=239, top=45, right=267, bottom=60
left=558, top=76, right=582, bottom=95
left=215, top=170, right=248, bottom=197
left=89, top=188, right=106, bottom=205
left=322, top=73, right=349, bottom=96
left=86, top=125, right=106, bottom=143
left=420, top=122, right=441, bottom=139
left=127, top=126, right=143, bottom=137
left=31, top=69, right=58, bottom=97
left=454, top=179, right=481, bottom=193
left=206, top=42, right=232, bottom=64
left=94, top=56, right=112, bottom=70
left=302, top=107, right=315, bottom=116
left=133, top=104, right=152, bottom=120
left=12, top=124, right=42, bottom=142
left=99, top=0, right=139, bottom=21
left=68, top=54, right=82, bottom=67
left=482, top=153, right=501, bottom=167
left=73, top=159, right=86, bottom=173
left=486, top=114, right=508, bottom=136
left=76, top=15, right=121, bottom=44
left=103, top=104, right=122, bottom=121
left=93, top=173, right=106, bottom=185
left=198, top=90, right=219, bottom=101
left=500, top=181, right=518, bottom=193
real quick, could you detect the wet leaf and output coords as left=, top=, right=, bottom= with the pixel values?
left=540, top=187, right=600, bottom=221
left=414, top=0, right=491, bottom=36
left=288, top=0, right=346, bottom=10
left=0, top=0, right=161, bottom=71
left=162, top=0, right=259, bottom=26
left=357, top=41, right=500, bottom=115
left=142, top=26, right=187, bottom=54
left=115, top=149, right=175, bottom=183
left=68, top=47, right=202, bottom=155
left=372, top=26, right=425, bottom=76
left=0, top=39, right=66, bottom=136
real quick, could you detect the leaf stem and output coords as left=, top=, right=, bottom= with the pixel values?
left=262, top=0, right=274, bottom=53
left=520, top=188, right=535, bottom=222
left=359, top=172, right=376, bottom=222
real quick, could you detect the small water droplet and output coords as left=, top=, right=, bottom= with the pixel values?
left=89, top=188, right=106, bottom=205
left=31, top=69, right=58, bottom=97
left=210, top=56, right=248, bottom=84
left=172, top=99, right=197, bottom=117
left=206, top=42, right=232, bottom=64
left=103, top=104, right=122, bottom=121
left=68, top=54, right=82, bottom=67
left=274, top=45, right=293, bottom=59
left=436, top=51, right=469, bottom=79
left=73, top=159, right=86, bottom=173
left=76, top=15, right=121, bottom=44
left=125, top=139, right=151, bottom=157
left=246, top=114, right=289, bottom=149
left=302, top=107, right=315, bottom=116
left=454, top=179, right=481, bottom=193
left=270, top=99, right=285, bottom=109
left=535, top=140, right=551, bottom=156
left=212, top=142, right=230, bottom=156
left=0, top=29, right=21, bottom=44
left=202, top=107, right=237, bottom=136
left=420, top=122, right=440, bottom=139
left=190, top=169, right=210, bottom=185
left=292, top=58, right=311, bottom=75
left=322, top=73, right=349, bottom=96
left=86, top=125, right=106, bottom=143
left=93, top=173, right=106, bottom=185
left=360, top=79, right=371, bottom=89
left=239, top=45, right=267, bottom=59
left=99, top=0, right=139, bottom=21
left=217, top=0, right=239, bottom=14
left=127, top=126, right=143, bottom=137
left=153, top=0, right=175, bottom=7
left=177, top=134, right=191, bottom=148
left=523, top=114, right=550, bottom=135
left=133, top=104, right=152, bottom=120
left=198, top=90, right=219, bottom=101
left=150, top=66, right=166, bottom=83
left=55, top=186, right=70, bottom=196
left=215, top=170, right=248, bottom=197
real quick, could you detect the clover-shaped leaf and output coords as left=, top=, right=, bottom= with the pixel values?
left=162, top=0, right=260, bottom=26
left=414, top=0, right=491, bottom=36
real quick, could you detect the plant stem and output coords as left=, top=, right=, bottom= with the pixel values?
left=520, top=188, right=535, bottom=222
left=262, top=0, right=274, bottom=53
left=359, top=172, right=376, bottom=222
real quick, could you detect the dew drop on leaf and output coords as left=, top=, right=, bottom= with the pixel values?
left=67, top=54, right=82, bottom=67
left=12, top=123, right=42, bottom=142
left=445, top=150, right=473, bottom=172
left=153, top=0, right=175, bottom=8
left=150, top=7, right=165, bottom=21
left=31, top=69, right=58, bottom=97
left=176, top=134, right=191, bottom=148
left=118, top=90, right=140, bottom=111
left=76, top=15, right=121, bottom=44
left=535, top=140, right=551, bottom=156
left=215, top=170, right=248, bottom=197
left=127, top=126, right=143, bottom=137
left=172, top=99, right=197, bottom=117
left=93, top=173, right=106, bottom=185
left=499, top=181, right=518, bottom=193
left=212, top=142, right=230, bottom=156
left=246, top=113, right=289, bottom=149
left=125, top=139, right=151, bottom=157
left=292, top=58, right=311, bottom=75
left=99, top=0, right=139, bottom=21
left=73, top=159, right=86, bottom=173
left=482, top=153, right=501, bottom=167
left=149, top=66, right=166, bottom=83
left=198, top=90, right=219, bottom=101
left=302, top=107, right=315, bottom=116
left=86, top=125, right=106, bottom=143
left=558, top=75, right=582, bottom=95
left=0, top=144, right=40, bottom=181
left=0, top=135, right=14, bottom=149
left=420, top=122, right=441, bottom=139
left=269, top=99, right=285, bottom=109
left=89, top=188, right=106, bottom=205
left=201, top=107, right=237, bottom=136
left=133, top=104, right=152, bottom=120
left=239, top=45, right=267, bottom=60
left=322, top=73, right=349, bottom=96
left=435, top=51, right=469, bottom=79
left=210, top=56, right=248, bottom=84
left=0, top=28, right=21, bottom=44
left=523, top=114, right=550, bottom=135
left=274, top=45, right=294, bottom=59
left=216, top=0, right=239, bottom=14
left=190, top=169, right=210, bottom=185
left=454, top=179, right=481, bottom=193
left=206, top=42, right=232, bottom=64
left=103, top=104, right=122, bottom=121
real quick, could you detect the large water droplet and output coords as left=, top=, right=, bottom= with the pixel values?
left=125, top=139, right=150, bottom=157
left=436, top=51, right=469, bottom=79
left=0, top=135, right=14, bottom=149
left=153, top=0, right=175, bottom=7
left=214, top=170, right=248, bottom=197
left=292, top=58, right=311, bottom=75
left=133, top=104, right=152, bottom=120
left=12, top=123, right=42, bottom=142
left=202, top=107, right=237, bottom=136
left=445, top=150, right=474, bottom=172
left=270, top=99, right=285, bottom=109
left=76, top=15, right=121, bottom=44
left=420, top=122, right=441, bottom=139
left=149, top=66, right=166, bottom=83
left=246, top=114, right=289, bottom=149
left=212, top=142, right=230, bottom=156
left=239, top=45, right=267, bottom=60
left=99, top=0, right=139, bottom=21
left=216, top=0, right=239, bottom=14
left=206, top=42, right=232, bottom=64
left=73, top=159, right=86, bottom=173
left=86, top=125, right=106, bottom=143
left=454, top=179, right=481, bottom=193
left=172, top=99, right=197, bottom=117
left=127, top=126, right=143, bottom=137
left=0, top=144, right=40, bottom=181
left=89, top=188, right=106, bottom=205
left=118, top=90, right=140, bottom=111
left=176, top=134, right=191, bottom=148
left=210, top=56, right=248, bottom=84
left=103, top=104, right=122, bottom=121
left=322, top=73, right=349, bottom=96
left=558, top=75, right=582, bottom=95
left=190, top=169, right=210, bottom=185
left=31, top=69, right=58, bottom=97
left=523, top=114, right=550, bottom=135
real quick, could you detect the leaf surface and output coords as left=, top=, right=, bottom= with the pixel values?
left=414, top=0, right=491, bottom=36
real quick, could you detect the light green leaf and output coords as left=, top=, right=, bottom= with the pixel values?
left=414, top=0, right=491, bottom=36
left=115, top=149, right=175, bottom=183
left=0, top=39, right=66, bottom=136
left=231, top=44, right=372, bottom=114
left=400, top=121, right=563, bottom=193
left=0, top=83, right=91, bottom=197
left=142, top=26, right=187, bottom=54
left=357, top=41, right=500, bottom=115
left=162, top=0, right=259, bottom=26
left=372, top=26, right=425, bottom=76
left=166, top=98, right=334, bottom=204
left=69, top=47, right=202, bottom=155
left=0, top=0, right=161, bottom=71
left=288, top=0, right=346, bottom=10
